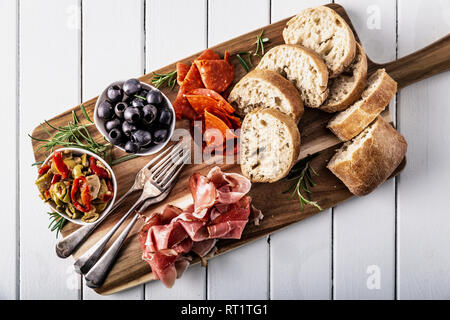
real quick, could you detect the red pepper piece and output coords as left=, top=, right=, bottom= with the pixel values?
left=38, top=164, right=50, bottom=175
left=71, top=176, right=92, bottom=213
left=51, top=174, right=61, bottom=185
left=101, top=179, right=114, bottom=202
left=52, top=151, right=70, bottom=179
left=89, top=156, right=109, bottom=179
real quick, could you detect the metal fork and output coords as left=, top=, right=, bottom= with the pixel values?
left=84, top=186, right=172, bottom=288
left=55, top=143, right=184, bottom=258
left=74, top=143, right=190, bottom=275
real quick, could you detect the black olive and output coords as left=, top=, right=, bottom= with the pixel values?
left=108, top=128, right=123, bottom=144
left=124, top=106, right=142, bottom=124
left=131, top=98, right=145, bottom=108
left=97, top=101, right=114, bottom=120
left=146, top=90, right=163, bottom=105
left=105, top=118, right=121, bottom=131
left=114, top=102, right=127, bottom=119
left=106, top=85, right=122, bottom=102
left=124, top=141, right=139, bottom=154
left=123, top=78, right=141, bottom=96
left=122, top=121, right=137, bottom=137
left=158, top=107, right=173, bottom=126
left=132, top=130, right=152, bottom=147
left=153, top=128, right=168, bottom=144
left=142, top=104, right=158, bottom=126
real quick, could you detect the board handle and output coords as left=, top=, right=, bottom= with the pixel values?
left=372, top=34, right=450, bottom=89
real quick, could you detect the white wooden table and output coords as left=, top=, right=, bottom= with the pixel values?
left=1, top=0, right=449, bottom=300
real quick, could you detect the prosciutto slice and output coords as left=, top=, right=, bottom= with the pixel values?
left=138, top=166, right=261, bottom=288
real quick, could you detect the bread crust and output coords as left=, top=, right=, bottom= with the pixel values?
left=327, top=116, right=407, bottom=196
left=228, top=69, right=304, bottom=123
left=283, top=6, right=356, bottom=78
left=257, top=44, right=329, bottom=108
left=320, top=43, right=368, bottom=113
left=240, top=108, right=301, bottom=183
left=327, top=69, right=397, bottom=141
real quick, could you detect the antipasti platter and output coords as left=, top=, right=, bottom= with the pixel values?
left=31, top=3, right=450, bottom=294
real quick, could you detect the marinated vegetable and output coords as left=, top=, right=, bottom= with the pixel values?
left=35, top=150, right=114, bottom=223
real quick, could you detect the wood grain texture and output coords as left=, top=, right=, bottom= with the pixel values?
left=333, top=0, right=397, bottom=300
left=81, top=0, right=144, bottom=300
left=206, top=0, right=270, bottom=300
left=20, top=0, right=81, bottom=299
left=29, top=3, right=448, bottom=295
left=0, top=0, right=18, bottom=300
left=144, top=0, right=207, bottom=300
left=269, top=0, right=332, bottom=300
left=397, top=0, right=450, bottom=299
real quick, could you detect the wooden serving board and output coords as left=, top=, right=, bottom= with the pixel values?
left=31, top=3, right=450, bottom=295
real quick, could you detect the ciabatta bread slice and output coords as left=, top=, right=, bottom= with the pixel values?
left=327, top=69, right=397, bottom=141
left=283, top=6, right=356, bottom=78
left=228, top=69, right=304, bottom=123
left=257, top=44, right=328, bottom=108
left=327, top=116, right=407, bottom=196
left=240, top=108, right=301, bottom=183
left=320, top=43, right=368, bottom=113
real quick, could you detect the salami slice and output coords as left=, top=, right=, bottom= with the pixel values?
left=196, top=49, right=221, bottom=61
left=194, top=59, right=234, bottom=93
left=188, top=88, right=235, bottom=114
left=176, top=62, right=190, bottom=86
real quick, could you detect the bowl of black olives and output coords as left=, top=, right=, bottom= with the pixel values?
left=94, top=78, right=175, bottom=155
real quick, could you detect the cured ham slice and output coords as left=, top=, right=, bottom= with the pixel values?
left=138, top=166, right=262, bottom=288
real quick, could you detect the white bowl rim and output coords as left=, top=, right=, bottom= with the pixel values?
left=94, top=80, right=176, bottom=156
left=39, top=147, right=118, bottom=226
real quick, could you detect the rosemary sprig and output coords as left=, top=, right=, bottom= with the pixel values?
left=235, top=29, right=270, bottom=72
left=283, top=153, right=322, bottom=211
left=253, top=29, right=269, bottom=57
left=135, top=94, right=147, bottom=101
left=151, top=70, right=177, bottom=90
left=30, top=104, right=137, bottom=166
left=47, top=211, right=67, bottom=238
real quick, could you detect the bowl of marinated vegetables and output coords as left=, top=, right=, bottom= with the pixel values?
left=94, top=78, right=175, bottom=156
left=35, top=148, right=117, bottom=225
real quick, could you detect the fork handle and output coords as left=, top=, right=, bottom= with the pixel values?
left=55, top=188, right=136, bottom=258
left=73, top=199, right=143, bottom=275
left=84, top=212, right=140, bottom=288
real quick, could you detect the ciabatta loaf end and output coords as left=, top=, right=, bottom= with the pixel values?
left=320, top=43, right=368, bottom=113
left=327, top=116, right=407, bottom=196
left=327, top=69, right=397, bottom=141
left=256, top=44, right=329, bottom=108
left=283, top=6, right=356, bottom=78
left=228, top=69, right=304, bottom=123
left=240, top=108, right=301, bottom=183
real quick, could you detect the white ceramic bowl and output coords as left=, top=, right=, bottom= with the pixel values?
left=94, top=80, right=176, bottom=156
left=39, top=147, right=118, bottom=226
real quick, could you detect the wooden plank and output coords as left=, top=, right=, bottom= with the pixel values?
left=28, top=3, right=445, bottom=295
left=397, top=0, right=450, bottom=299
left=81, top=0, right=144, bottom=300
left=0, top=0, right=18, bottom=300
left=144, top=0, right=207, bottom=300
left=19, top=0, right=81, bottom=299
left=332, top=0, right=397, bottom=300
left=206, top=0, right=270, bottom=300
left=270, top=0, right=332, bottom=300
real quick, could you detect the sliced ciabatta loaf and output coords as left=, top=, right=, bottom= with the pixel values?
left=240, top=108, right=301, bottom=183
left=320, top=43, right=368, bottom=113
left=327, top=116, right=407, bottom=196
left=327, top=69, right=397, bottom=141
left=228, top=69, right=304, bottom=123
left=283, top=6, right=356, bottom=78
left=257, top=44, right=328, bottom=108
